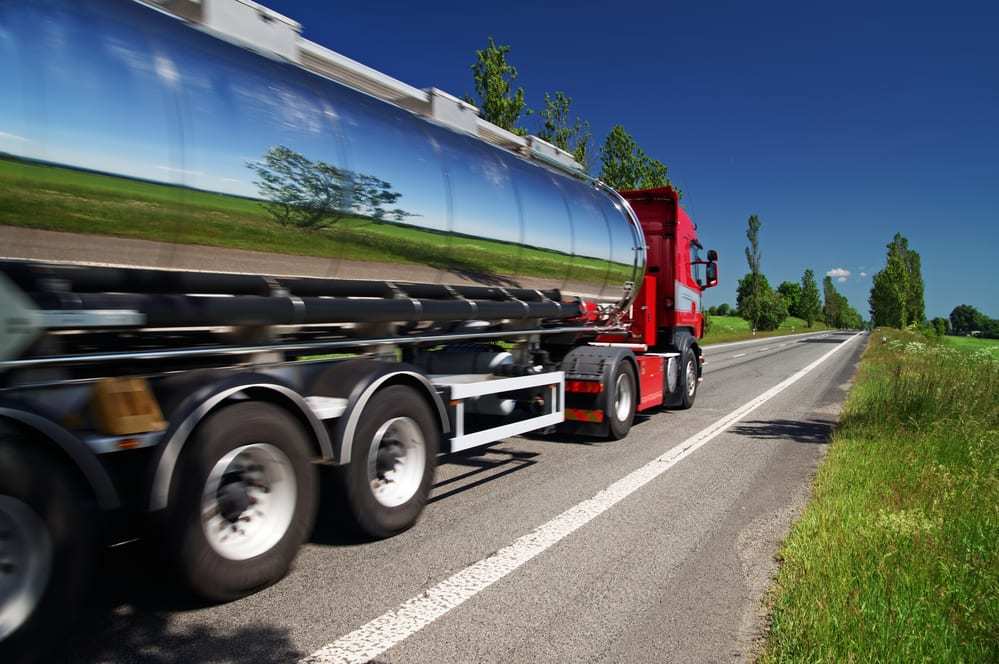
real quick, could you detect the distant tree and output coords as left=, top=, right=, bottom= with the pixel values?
left=777, top=280, right=802, bottom=318
left=906, top=247, right=926, bottom=324
left=757, top=288, right=790, bottom=331
left=737, top=273, right=787, bottom=331
left=930, top=316, right=950, bottom=337
left=798, top=269, right=822, bottom=328
left=869, top=233, right=923, bottom=328
left=823, top=276, right=862, bottom=328
left=949, top=304, right=987, bottom=335
left=467, top=38, right=528, bottom=134
left=248, top=146, right=412, bottom=231
left=536, top=91, right=592, bottom=171
left=737, top=214, right=773, bottom=329
left=598, top=125, right=678, bottom=194
left=737, top=273, right=769, bottom=318
left=715, top=302, right=732, bottom=316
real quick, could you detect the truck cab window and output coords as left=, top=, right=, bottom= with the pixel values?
left=690, top=242, right=703, bottom=286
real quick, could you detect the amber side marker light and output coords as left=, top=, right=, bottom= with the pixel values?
left=91, top=377, right=166, bottom=436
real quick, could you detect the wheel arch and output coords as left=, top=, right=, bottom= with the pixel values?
left=148, top=374, right=332, bottom=512
left=0, top=407, right=119, bottom=511
left=560, top=345, right=639, bottom=419
left=318, top=360, right=448, bottom=466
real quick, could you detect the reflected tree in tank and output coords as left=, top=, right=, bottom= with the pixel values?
left=248, top=146, right=414, bottom=230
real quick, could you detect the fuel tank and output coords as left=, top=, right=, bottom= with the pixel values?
left=0, top=0, right=645, bottom=311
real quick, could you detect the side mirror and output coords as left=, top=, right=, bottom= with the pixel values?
left=707, top=249, right=718, bottom=262
left=705, top=262, right=719, bottom=288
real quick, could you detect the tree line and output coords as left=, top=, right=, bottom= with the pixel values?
left=710, top=214, right=862, bottom=331
left=866, top=233, right=996, bottom=338
left=467, top=38, right=678, bottom=193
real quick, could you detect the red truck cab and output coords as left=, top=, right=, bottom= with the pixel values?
left=614, top=187, right=718, bottom=349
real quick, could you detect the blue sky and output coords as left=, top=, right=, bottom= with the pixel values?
left=262, top=0, right=999, bottom=318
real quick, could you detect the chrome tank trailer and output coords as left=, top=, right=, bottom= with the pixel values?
left=0, top=0, right=645, bottom=314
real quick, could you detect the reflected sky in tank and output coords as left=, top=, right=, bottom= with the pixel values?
left=0, top=0, right=640, bottom=297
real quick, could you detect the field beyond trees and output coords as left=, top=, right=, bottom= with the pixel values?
left=702, top=315, right=829, bottom=345
left=763, top=328, right=998, bottom=662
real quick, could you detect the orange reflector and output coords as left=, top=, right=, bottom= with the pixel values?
left=117, top=438, right=142, bottom=450
left=566, top=380, right=604, bottom=394
left=565, top=408, right=605, bottom=423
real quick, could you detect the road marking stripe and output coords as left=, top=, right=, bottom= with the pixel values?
left=732, top=353, right=747, bottom=358
left=759, top=347, right=771, bottom=351
left=301, top=333, right=862, bottom=664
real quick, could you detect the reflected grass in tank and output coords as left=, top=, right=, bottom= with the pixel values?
left=0, top=154, right=630, bottom=289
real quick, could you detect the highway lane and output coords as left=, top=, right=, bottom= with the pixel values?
left=57, top=331, right=866, bottom=664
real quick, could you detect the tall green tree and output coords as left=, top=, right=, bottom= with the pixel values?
left=823, top=276, right=842, bottom=326
left=777, top=280, right=802, bottom=318
left=869, top=233, right=924, bottom=328
left=906, top=248, right=925, bottom=324
left=741, top=214, right=763, bottom=327
left=467, top=38, right=528, bottom=134
left=536, top=91, right=592, bottom=171
left=598, top=125, right=677, bottom=193
left=735, top=214, right=785, bottom=330
left=798, top=269, right=822, bottom=328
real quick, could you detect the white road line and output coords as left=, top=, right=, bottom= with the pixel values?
left=732, top=353, right=747, bottom=358
left=759, top=347, right=771, bottom=351
left=301, top=333, right=863, bottom=664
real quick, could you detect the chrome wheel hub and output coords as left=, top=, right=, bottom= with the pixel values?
left=367, top=417, right=426, bottom=508
left=614, top=373, right=634, bottom=422
left=201, top=443, right=297, bottom=561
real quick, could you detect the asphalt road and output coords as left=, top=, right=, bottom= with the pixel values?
left=57, top=330, right=866, bottom=664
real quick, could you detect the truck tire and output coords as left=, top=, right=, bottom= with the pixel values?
left=338, top=385, right=439, bottom=539
left=0, top=426, right=99, bottom=664
left=164, top=402, right=318, bottom=602
left=606, top=361, right=637, bottom=440
left=671, top=346, right=699, bottom=410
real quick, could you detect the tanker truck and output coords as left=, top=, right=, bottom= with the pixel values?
left=0, top=0, right=718, bottom=655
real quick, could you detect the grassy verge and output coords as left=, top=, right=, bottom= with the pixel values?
left=762, top=328, right=999, bottom=662
left=701, top=315, right=828, bottom=345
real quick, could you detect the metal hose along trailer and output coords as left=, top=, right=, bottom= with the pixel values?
left=0, top=0, right=645, bottom=312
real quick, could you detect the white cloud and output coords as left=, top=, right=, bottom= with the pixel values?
left=860, top=271, right=868, bottom=278
left=827, top=267, right=851, bottom=283
left=0, top=132, right=28, bottom=142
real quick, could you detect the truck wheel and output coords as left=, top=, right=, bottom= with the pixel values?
left=0, top=427, right=98, bottom=664
left=671, top=347, right=699, bottom=410
left=164, top=402, right=318, bottom=602
left=339, top=385, right=439, bottom=539
left=606, top=361, right=637, bottom=440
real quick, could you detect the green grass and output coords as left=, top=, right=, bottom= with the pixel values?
left=701, top=315, right=828, bottom=345
left=942, top=334, right=999, bottom=355
left=762, top=328, right=999, bottom=663
left=0, top=156, right=628, bottom=286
